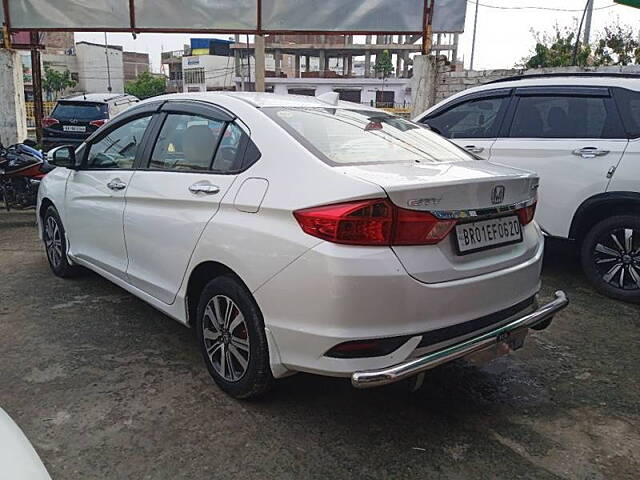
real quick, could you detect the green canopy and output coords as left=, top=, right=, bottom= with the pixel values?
left=615, top=0, right=640, bottom=8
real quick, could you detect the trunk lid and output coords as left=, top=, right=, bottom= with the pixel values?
left=336, top=160, right=540, bottom=283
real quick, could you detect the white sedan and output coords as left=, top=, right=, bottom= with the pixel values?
left=38, top=92, right=568, bottom=398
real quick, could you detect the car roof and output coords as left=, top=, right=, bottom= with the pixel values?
left=139, top=91, right=379, bottom=111
left=60, top=93, right=137, bottom=104
left=419, top=74, right=640, bottom=118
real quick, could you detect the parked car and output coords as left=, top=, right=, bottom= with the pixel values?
left=415, top=73, right=640, bottom=303
left=42, top=93, right=139, bottom=151
left=38, top=92, right=567, bottom=398
left=0, top=408, right=52, bottom=480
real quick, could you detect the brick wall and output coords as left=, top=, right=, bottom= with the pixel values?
left=432, top=59, right=640, bottom=106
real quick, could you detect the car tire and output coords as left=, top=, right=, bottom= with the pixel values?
left=42, top=206, right=81, bottom=278
left=581, top=215, right=640, bottom=304
left=195, top=275, right=273, bottom=399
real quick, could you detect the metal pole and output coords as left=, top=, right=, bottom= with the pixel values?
left=572, top=1, right=590, bottom=66
left=104, top=32, right=112, bottom=92
left=470, top=0, right=480, bottom=70
left=30, top=32, right=44, bottom=144
left=246, top=34, right=252, bottom=89
left=583, top=0, right=594, bottom=45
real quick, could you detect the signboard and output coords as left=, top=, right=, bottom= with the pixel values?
left=135, top=0, right=257, bottom=31
left=262, top=0, right=424, bottom=32
left=614, top=0, right=640, bottom=7
left=2, top=0, right=467, bottom=34
left=9, top=0, right=130, bottom=29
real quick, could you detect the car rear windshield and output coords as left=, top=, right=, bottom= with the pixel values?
left=52, top=102, right=108, bottom=121
left=265, top=107, right=471, bottom=165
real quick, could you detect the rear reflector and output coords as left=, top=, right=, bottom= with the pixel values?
left=293, top=198, right=456, bottom=246
left=325, top=337, right=410, bottom=358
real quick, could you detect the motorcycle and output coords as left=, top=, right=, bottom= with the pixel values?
left=0, top=139, right=55, bottom=211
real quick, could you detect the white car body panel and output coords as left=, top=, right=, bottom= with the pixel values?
left=608, top=137, right=640, bottom=193
left=0, top=409, right=51, bottom=480
left=38, top=92, right=546, bottom=380
left=123, top=170, right=237, bottom=304
left=415, top=76, right=640, bottom=240
left=489, top=138, right=627, bottom=237
left=65, top=169, right=133, bottom=278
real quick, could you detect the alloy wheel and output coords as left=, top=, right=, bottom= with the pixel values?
left=44, top=216, right=63, bottom=269
left=202, top=295, right=250, bottom=382
left=592, top=227, right=640, bottom=291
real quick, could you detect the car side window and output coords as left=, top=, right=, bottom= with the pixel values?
left=85, top=115, right=152, bottom=169
left=423, top=96, right=508, bottom=139
left=212, top=123, right=246, bottom=172
left=509, top=95, right=625, bottom=139
left=149, top=114, right=225, bottom=171
left=613, top=88, right=640, bottom=138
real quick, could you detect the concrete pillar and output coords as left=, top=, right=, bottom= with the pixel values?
left=305, top=55, right=310, bottom=73
left=347, top=55, right=353, bottom=78
left=319, top=50, right=326, bottom=78
left=364, top=35, right=372, bottom=78
left=274, top=49, right=282, bottom=77
left=410, top=55, right=437, bottom=118
left=295, top=55, right=301, bottom=78
left=0, top=49, right=28, bottom=145
left=234, top=34, right=241, bottom=77
left=254, top=35, right=266, bottom=92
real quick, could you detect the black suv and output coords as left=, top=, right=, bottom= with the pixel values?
left=42, top=93, right=139, bottom=150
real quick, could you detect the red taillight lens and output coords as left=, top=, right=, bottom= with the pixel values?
left=394, top=207, right=456, bottom=245
left=293, top=199, right=457, bottom=246
left=42, top=117, right=59, bottom=128
left=294, top=199, right=393, bottom=245
left=89, top=119, right=107, bottom=127
left=516, top=202, right=537, bottom=226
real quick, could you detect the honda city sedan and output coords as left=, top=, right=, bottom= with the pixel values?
left=38, top=92, right=568, bottom=398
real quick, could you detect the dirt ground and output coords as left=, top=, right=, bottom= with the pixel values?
left=1, top=210, right=638, bottom=480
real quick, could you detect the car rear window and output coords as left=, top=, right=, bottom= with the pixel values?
left=52, top=102, right=108, bottom=121
left=265, top=108, right=471, bottom=165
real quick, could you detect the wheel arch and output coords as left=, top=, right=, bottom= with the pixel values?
left=569, top=192, right=640, bottom=244
left=38, top=197, right=55, bottom=235
left=185, top=260, right=249, bottom=326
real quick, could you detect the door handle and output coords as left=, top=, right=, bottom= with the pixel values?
left=189, top=182, right=220, bottom=195
left=107, top=179, right=127, bottom=191
left=572, top=147, right=610, bottom=159
left=464, top=145, right=484, bottom=154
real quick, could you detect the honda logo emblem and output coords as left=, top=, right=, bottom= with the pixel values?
left=491, top=185, right=506, bottom=205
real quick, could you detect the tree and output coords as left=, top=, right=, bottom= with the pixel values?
left=522, top=21, right=640, bottom=68
left=592, top=24, right=640, bottom=66
left=522, top=24, right=590, bottom=68
left=374, top=50, right=394, bottom=79
left=42, top=65, right=77, bottom=99
left=125, top=71, right=166, bottom=99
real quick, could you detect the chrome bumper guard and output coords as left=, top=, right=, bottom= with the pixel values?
left=351, top=290, right=569, bottom=389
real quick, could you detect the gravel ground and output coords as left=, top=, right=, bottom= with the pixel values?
left=1, top=210, right=638, bottom=480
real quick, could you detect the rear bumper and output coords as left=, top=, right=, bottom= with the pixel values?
left=351, top=290, right=569, bottom=388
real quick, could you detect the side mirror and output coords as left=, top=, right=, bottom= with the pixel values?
left=47, top=145, right=77, bottom=169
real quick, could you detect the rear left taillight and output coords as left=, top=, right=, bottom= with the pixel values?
left=89, top=119, right=107, bottom=127
left=293, top=198, right=456, bottom=246
left=42, top=117, right=59, bottom=128
left=516, top=202, right=537, bottom=226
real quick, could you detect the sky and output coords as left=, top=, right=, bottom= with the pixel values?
left=74, top=0, right=640, bottom=74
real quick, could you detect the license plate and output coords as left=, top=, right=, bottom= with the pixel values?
left=455, top=215, right=522, bottom=254
left=63, top=125, right=86, bottom=132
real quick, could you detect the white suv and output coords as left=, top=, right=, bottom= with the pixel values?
left=38, top=93, right=567, bottom=398
left=416, top=74, right=640, bottom=303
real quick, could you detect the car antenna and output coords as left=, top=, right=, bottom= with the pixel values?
left=316, top=92, right=339, bottom=106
